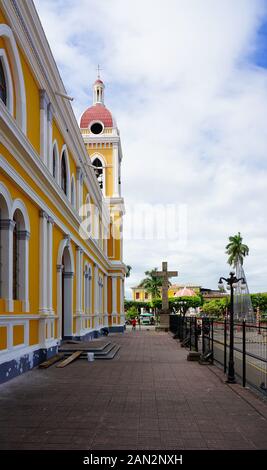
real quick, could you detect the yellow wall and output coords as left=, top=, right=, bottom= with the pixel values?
left=29, top=320, right=39, bottom=346
left=13, top=325, right=24, bottom=346
left=20, top=48, right=40, bottom=154
left=0, top=326, right=7, bottom=350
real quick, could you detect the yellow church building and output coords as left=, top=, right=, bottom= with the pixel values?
left=0, top=0, right=126, bottom=383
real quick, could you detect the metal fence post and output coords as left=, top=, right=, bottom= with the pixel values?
left=189, top=318, right=192, bottom=350
left=202, top=319, right=205, bottom=355
left=211, top=319, right=214, bottom=364
left=224, top=318, right=227, bottom=374
left=242, top=320, right=246, bottom=387
left=194, top=317, right=198, bottom=352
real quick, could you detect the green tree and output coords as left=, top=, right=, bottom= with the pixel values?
left=139, top=268, right=163, bottom=301
left=126, top=305, right=139, bottom=320
left=202, top=298, right=229, bottom=318
left=225, top=232, right=249, bottom=267
left=171, top=296, right=203, bottom=317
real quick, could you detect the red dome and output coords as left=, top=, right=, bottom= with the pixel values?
left=80, top=104, right=113, bottom=128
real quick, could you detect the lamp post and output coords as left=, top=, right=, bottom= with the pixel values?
left=218, top=272, right=246, bottom=383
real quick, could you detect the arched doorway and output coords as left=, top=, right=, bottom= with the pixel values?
left=61, top=245, right=73, bottom=338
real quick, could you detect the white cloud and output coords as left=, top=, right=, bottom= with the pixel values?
left=34, top=0, right=267, bottom=297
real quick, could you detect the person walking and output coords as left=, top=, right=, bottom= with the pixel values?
left=132, top=318, right=137, bottom=331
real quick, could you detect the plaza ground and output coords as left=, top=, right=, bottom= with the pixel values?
left=1, top=328, right=267, bottom=450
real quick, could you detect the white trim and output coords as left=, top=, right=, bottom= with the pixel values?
left=0, top=23, right=26, bottom=133
left=89, top=120, right=105, bottom=134
left=0, top=181, right=13, bottom=218
left=0, top=48, right=14, bottom=116
left=57, top=238, right=74, bottom=338
left=113, top=143, right=119, bottom=197
left=11, top=198, right=30, bottom=232
left=57, top=237, right=75, bottom=271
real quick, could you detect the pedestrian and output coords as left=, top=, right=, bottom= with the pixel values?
left=132, top=318, right=137, bottom=330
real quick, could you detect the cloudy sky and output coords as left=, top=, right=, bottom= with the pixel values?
left=35, top=0, right=267, bottom=297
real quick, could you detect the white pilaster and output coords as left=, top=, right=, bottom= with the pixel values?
left=47, top=103, right=54, bottom=173
left=112, top=276, right=117, bottom=324
left=103, top=274, right=108, bottom=327
left=47, top=217, right=54, bottom=313
left=120, top=277, right=125, bottom=324
left=17, top=230, right=30, bottom=312
left=94, top=263, right=99, bottom=329
left=39, top=210, right=48, bottom=313
left=57, top=264, right=63, bottom=336
left=75, top=246, right=83, bottom=314
left=113, top=143, right=119, bottom=197
left=39, top=90, right=49, bottom=165
left=76, top=167, right=82, bottom=213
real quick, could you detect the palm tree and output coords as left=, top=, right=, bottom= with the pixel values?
left=225, top=232, right=249, bottom=267
left=126, top=265, right=132, bottom=278
left=139, top=268, right=163, bottom=300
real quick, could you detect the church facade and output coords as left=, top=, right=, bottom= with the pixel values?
left=0, top=0, right=125, bottom=383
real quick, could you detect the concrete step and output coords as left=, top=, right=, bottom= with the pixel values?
left=59, top=341, right=111, bottom=354
left=59, top=342, right=120, bottom=360
left=95, top=344, right=120, bottom=360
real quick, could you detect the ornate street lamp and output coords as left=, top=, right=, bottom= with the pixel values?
left=218, top=272, right=246, bottom=383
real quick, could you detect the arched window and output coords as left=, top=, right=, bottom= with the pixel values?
left=93, top=158, right=103, bottom=190
left=61, top=151, right=67, bottom=195
left=0, top=191, right=11, bottom=299
left=12, top=203, right=30, bottom=310
left=0, top=59, right=7, bottom=105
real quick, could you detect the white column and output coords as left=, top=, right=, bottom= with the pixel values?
left=94, top=263, right=99, bottom=329
left=47, top=217, right=54, bottom=313
left=57, top=264, right=63, bottom=337
left=63, top=271, right=74, bottom=337
left=113, top=143, right=119, bottom=197
left=103, top=274, right=108, bottom=326
left=39, top=210, right=48, bottom=313
left=75, top=247, right=83, bottom=315
left=0, top=219, right=15, bottom=312
left=112, top=276, right=117, bottom=325
left=47, top=103, right=54, bottom=173
left=120, top=277, right=125, bottom=324
left=76, top=167, right=82, bottom=213
left=17, top=230, right=30, bottom=312
left=75, top=247, right=83, bottom=335
left=39, top=90, right=49, bottom=165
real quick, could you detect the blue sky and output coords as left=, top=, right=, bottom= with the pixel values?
left=35, top=0, right=267, bottom=297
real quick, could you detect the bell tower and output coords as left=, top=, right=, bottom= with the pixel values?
left=80, top=74, right=125, bottom=263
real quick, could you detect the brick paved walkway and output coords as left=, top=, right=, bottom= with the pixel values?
left=1, top=329, right=267, bottom=450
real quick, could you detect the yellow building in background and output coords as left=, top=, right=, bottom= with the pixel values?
left=0, top=0, right=125, bottom=383
left=131, top=285, right=201, bottom=302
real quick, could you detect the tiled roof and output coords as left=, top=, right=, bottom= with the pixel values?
left=80, top=104, right=113, bottom=128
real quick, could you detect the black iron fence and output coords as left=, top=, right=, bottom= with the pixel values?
left=170, top=314, right=267, bottom=395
